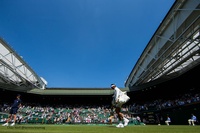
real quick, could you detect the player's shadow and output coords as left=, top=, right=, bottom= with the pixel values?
left=107, top=125, right=117, bottom=128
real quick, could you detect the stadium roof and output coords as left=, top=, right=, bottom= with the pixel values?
left=125, top=0, right=200, bottom=91
left=0, top=0, right=199, bottom=95
left=0, top=38, right=47, bottom=91
left=27, top=87, right=130, bottom=95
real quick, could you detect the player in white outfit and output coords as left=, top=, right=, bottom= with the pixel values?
left=110, top=84, right=130, bottom=128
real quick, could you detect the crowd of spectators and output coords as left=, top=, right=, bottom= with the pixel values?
left=128, top=92, right=200, bottom=113
left=0, top=103, right=130, bottom=124
left=0, top=91, right=199, bottom=125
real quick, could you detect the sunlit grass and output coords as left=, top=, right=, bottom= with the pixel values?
left=0, top=124, right=200, bottom=133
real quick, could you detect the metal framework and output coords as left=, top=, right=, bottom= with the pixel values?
left=0, top=38, right=47, bottom=91
left=0, top=0, right=199, bottom=94
left=125, top=0, right=200, bottom=90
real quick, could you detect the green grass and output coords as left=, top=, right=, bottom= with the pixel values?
left=0, top=124, right=200, bottom=133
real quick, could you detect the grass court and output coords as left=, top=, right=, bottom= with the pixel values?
left=0, top=124, right=200, bottom=133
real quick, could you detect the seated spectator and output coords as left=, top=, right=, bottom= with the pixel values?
left=136, top=116, right=141, bottom=123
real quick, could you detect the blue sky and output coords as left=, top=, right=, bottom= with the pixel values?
left=0, top=0, right=175, bottom=88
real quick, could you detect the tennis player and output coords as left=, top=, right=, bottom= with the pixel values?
left=111, top=84, right=129, bottom=128
left=2, top=94, right=22, bottom=126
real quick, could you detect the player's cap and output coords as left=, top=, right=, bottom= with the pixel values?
left=110, top=84, right=116, bottom=88
left=17, top=94, right=21, bottom=97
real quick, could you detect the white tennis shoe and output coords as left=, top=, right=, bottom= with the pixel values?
left=2, top=123, right=9, bottom=126
left=124, top=118, right=129, bottom=126
left=10, top=123, right=15, bottom=126
left=116, top=123, right=124, bottom=128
